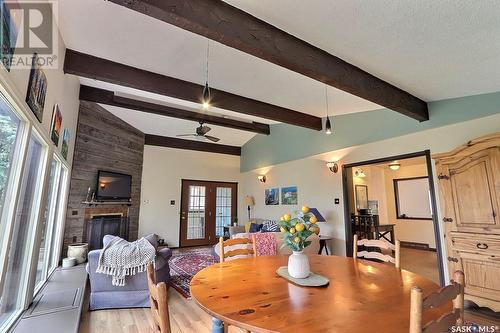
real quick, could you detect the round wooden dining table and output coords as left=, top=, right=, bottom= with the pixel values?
left=190, top=255, right=448, bottom=333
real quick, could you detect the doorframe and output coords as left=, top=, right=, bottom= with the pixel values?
left=341, top=150, right=445, bottom=286
left=179, top=179, right=238, bottom=248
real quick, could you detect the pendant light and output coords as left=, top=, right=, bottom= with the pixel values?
left=324, top=85, right=332, bottom=135
left=202, top=39, right=211, bottom=109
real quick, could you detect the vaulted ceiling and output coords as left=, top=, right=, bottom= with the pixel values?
left=58, top=0, right=500, bottom=148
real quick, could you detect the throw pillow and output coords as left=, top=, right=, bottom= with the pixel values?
left=245, top=221, right=256, bottom=233
left=262, top=220, right=280, bottom=232
left=249, top=223, right=263, bottom=233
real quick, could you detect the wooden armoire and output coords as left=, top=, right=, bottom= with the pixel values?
left=433, top=133, right=500, bottom=312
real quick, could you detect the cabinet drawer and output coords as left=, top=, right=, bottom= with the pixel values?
left=451, top=233, right=500, bottom=255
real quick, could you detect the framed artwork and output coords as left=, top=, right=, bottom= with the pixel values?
left=265, top=188, right=279, bottom=205
left=25, top=53, right=47, bottom=122
left=355, top=185, right=368, bottom=211
left=281, top=186, right=298, bottom=205
left=1, top=0, right=21, bottom=72
left=61, top=128, right=70, bottom=160
left=50, top=104, right=62, bottom=145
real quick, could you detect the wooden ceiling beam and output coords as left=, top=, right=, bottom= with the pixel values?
left=79, top=85, right=270, bottom=135
left=145, top=134, right=241, bottom=156
left=65, top=49, right=322, bottom=130
left=108, top=0, right=429, bottom=122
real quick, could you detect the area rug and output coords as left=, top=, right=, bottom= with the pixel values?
left=169, top=247, right=217, bottom=298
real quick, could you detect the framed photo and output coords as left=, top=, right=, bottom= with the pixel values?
left=25, top=53, right=47, bottom=122
left=50, top=104, right=62, bottom=145
left=265, top=188, right=279, bottom=205
left=281, top=186, right=298, bottom=205
left=61, top=128, right=70, bottom=160
left=1, top=0, right=21, bottom=72
left=355, top=185, right=368, bottom=210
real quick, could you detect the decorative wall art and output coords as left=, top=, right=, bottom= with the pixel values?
left=25, top=53, right=47, bottom=122
left=265, top=188, right=279, bottom=205
left=50, top=104, right=62, bottom=145
left=281, top=186, right=298, bottom=205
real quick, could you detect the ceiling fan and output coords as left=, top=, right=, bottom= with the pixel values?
left=176, top=122, right=220, bottom=142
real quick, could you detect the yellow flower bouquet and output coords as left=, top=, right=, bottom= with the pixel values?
left=278, top=206, right=320, bottom=252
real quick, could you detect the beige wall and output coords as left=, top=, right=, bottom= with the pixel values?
left=383, top=163, right=436, bottom=248
left=139, top=146, right=241, bottom=247
left=240, top=113, right=500, bottom=264
left=2, top=27, right=80, bottom=166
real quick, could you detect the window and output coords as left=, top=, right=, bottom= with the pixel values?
left=0, top=95, right=23, bottom=257
left=0, top=133, right=47, bottom=329
left=35, top=158, right=61, bottom=291
left=48, top=164, right=68, bottom=273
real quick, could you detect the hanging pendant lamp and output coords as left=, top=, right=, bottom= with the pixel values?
left=324, top=85, right=333, bottom=135
left=202, top=39, right=211, bottom=109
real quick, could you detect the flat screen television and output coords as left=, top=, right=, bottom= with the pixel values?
left=96, top=170, right=132, bottom=201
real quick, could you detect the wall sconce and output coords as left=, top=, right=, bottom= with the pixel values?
left=354, top=169, right=366, bottom=178
left=258, top=175, right=266, bottom=183
left=389, top=162, right=401, bottom=171
left=326, top=161, right=338, bottom=173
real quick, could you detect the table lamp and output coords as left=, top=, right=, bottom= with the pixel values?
left=245, top=195, right=255, bottom=219
left=308, top=208, right=326, bottom=222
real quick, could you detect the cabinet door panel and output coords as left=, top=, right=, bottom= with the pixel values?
left=457, top=252, right=500, bottom=302
left=449, top=151, right=499, bottom=230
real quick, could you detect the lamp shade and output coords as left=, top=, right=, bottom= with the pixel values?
left=308, top=208, right=326, bottom=222
left=245, top=195, right=255, bottom=206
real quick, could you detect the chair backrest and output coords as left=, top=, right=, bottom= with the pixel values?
left=353, top=234, right=401, bottom=268
left=147, top=264, right=171, bottom=333
left=219, top=236, right=256, bottom=263
left=351, top=214, right=379, bottom=239
left=409, top=271, right=465, bottom=333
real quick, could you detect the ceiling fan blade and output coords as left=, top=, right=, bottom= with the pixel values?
left=204, top=135, right=220, bottom=142
left=176, top=134, right=197, bottom=137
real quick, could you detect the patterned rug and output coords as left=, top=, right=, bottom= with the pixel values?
left=169, top=247, right=217, bottom=298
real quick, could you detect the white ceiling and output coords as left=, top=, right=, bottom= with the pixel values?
left=57, top=0, right=500, bottom=146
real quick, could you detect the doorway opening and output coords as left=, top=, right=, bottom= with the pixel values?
left=179, top=180, right=237, bottom=247
left=342, top=150, right=445, bottom=285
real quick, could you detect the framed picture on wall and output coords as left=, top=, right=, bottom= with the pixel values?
left=281, top=186, right=298, bottom=205
left=61, top=128, right=70, bottom=160
left=355, top=185, right=368, bottom=211
left=265, top=188, right=279, bottom=205
left=25, top=53, right=48, bottom=122
left=50, top=104, right=62, bottom=145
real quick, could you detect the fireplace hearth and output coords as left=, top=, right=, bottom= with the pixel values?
left=87, top=215, right=129, bottom=251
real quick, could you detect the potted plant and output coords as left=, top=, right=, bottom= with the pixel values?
left=278, top=206, right=319, bottom=278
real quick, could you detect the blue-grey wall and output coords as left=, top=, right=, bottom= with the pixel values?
left=241, top=91, right=500, bottom=172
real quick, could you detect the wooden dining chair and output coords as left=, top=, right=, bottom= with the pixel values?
left=219, top=235, right=257, bottom=263
left=353, top=234, right=401, bottom=268
left=147, top=263, right=171, bottom=333
left=218, top=236, right=255, bottom=333
left=409, top=270, right=465, bottom=333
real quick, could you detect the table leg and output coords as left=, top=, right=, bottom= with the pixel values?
left=212, top=317, right=224, bottom=333
left=325, top=242, right=329, bottom=255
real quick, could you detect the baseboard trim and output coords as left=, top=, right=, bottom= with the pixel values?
left=400, top=241, right=436, bottom=252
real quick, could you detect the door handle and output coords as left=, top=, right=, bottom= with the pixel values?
left=476, top=243, right=488, bottom=250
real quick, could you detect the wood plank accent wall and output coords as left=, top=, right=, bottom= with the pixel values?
left=63, top=101, right=145, bottom=254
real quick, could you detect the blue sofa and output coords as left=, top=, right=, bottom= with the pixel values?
left=86, top=234, right=172, bottom=310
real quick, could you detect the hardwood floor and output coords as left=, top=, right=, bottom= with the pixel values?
left=400, top=247, right=440, bottom=284
left=79, top=288, right=245, bottom=333
left=79, top=286, right=499, bottom=333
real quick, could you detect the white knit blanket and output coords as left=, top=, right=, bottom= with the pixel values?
left=96, top=236, right=156, bottom=286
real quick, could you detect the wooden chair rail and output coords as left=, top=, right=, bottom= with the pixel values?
left=223, top=238, right=253, bottom=246
left=422, top=309, right=461, bottom=333
left=357, top=250, right=396, bottom=264
left=357, top=238, right=395, bottom=250
left=422, top=283, right=463, bottom=310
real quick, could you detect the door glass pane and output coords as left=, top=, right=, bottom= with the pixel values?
left=0, top=135, right=46, bottom=328
left=216, top=187, right=232, bottom=237
left=187, top=185, right=206, bottom=240
left=35, top=158, right=60, bottom=290
left=0, top=96, right=22, bottom=244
